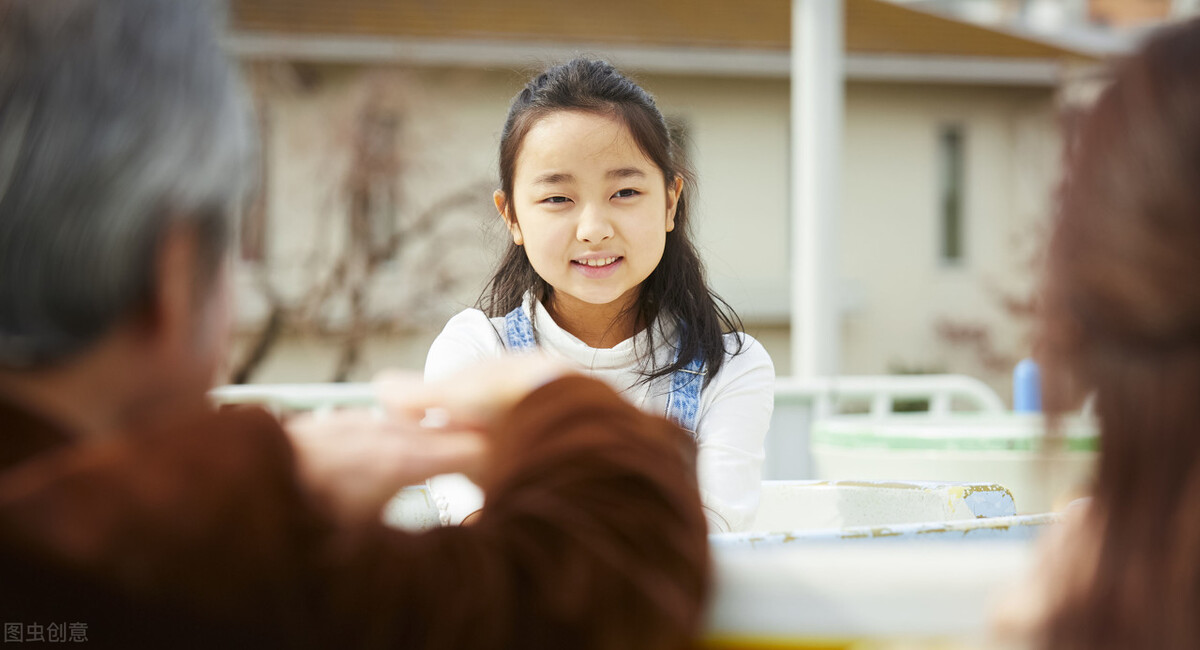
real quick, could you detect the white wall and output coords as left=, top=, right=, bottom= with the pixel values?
left=638, top=73, right=793, bottom=323
left=840, top=82, right=1059, bottom=395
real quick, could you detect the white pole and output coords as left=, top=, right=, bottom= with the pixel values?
left=791, top=0, right=843, bottom=378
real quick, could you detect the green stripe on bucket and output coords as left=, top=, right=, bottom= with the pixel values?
left=811, top=423, right=1098, bottom=452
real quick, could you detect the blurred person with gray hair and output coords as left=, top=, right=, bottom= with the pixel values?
left=0, top=1, right=710, bottom=647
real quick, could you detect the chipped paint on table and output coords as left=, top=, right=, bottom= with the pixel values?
left=711, top=513, right=1061, bottom=548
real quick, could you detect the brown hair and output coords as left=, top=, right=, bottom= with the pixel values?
left=1037, top=17, right=1200, bottom=649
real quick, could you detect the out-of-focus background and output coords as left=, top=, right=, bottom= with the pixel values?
left=221, top=0, right=1197, bottom=399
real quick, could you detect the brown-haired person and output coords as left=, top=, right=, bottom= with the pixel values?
left=0, top=1, right=709, bottom=648
left=995, top=17, right=1200, bottom=650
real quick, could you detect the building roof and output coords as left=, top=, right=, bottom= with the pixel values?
left=231, top=0, right=1100, bottom=62
left=845, top=0, right=1097, bottom=61
left=229, top=0, right=1102, bottom=85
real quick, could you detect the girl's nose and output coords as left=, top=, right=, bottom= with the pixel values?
left=576, top=205, right=614, bottom=243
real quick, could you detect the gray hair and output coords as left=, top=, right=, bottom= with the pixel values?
left=0, top=0, right=256, bottom=368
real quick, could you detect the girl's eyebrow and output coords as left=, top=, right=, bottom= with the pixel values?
left=533, top=172, right=574, bottom=185
left=607, top=167, right=646, bottom=179
left=532, top=168, right=645, bottom=185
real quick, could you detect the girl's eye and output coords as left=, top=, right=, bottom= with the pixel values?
left=614, top=188, right=640, bottom=198
left=542, top=196, right=571, bottom=204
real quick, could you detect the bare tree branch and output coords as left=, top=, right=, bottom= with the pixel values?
left=231, top=68, right=491, bottom=383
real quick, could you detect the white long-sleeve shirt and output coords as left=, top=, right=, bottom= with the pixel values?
left=424, top=296, right=775, bottom=532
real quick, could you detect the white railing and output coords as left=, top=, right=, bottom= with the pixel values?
left=210, top=382, right=377, bottom=412
left=210, top=374, right=1006, bottom=415
left=766, top=374, right=1006, bottom=478
left=774, top=374, right=1006, bottom=418
left=210, top=374, right=1008, bottom=479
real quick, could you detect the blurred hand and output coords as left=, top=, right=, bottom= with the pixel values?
left=374, top=354, right=574, bottom=432
left=286, top=409, right=485, bottom=525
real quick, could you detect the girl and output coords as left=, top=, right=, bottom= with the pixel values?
left=425, top=58, right=775, bottom=532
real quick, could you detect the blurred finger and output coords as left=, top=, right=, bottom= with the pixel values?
left=375, top=372, right=490, bottom=432
left=397, top=429, right=488, bottom=480
left=374, top=370, right=437, bottom=420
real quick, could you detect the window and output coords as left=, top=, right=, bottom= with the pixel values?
left=939, top=125, right=965, bottom=264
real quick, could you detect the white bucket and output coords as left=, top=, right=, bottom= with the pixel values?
left=811, top=413, right=1097, bottom=514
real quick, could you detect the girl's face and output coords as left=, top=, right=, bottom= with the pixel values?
left=497, top=110, right=682, bottom=311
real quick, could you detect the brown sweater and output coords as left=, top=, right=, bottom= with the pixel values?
left=0, top=376, right=710, bottom=649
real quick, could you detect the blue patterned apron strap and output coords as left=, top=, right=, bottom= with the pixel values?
left=511, top=307, right=703, bottom=432
left=503, top=306, right=538, bottom=352
left=665, top=352, right=706, bottom=437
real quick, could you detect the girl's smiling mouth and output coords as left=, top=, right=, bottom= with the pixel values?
left=571, top=255, right=624, bottom=278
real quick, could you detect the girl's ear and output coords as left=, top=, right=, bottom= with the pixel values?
left=665, top=175, right=683, bottom=233
left=494, top=189, right=523, bottom=245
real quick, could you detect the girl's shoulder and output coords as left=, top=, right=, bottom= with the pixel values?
left=706, top=331, right=775, bottom=385
left=697, top=332, right=774, bottom=415
left=440, top=307, right=507, bottom=336
left=425, top=308, right=507, bottom=381
left=720, top=331, right=773, bottom=366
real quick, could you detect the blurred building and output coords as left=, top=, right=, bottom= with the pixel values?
left=225, top=0, right=1112, bottom=394
left=900, top=0, right=1197, bottom=35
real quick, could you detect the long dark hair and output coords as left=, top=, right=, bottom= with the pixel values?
left=479, top=58, right=743, bottom=385
left=1036, top=18, right=1200, bottom=650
